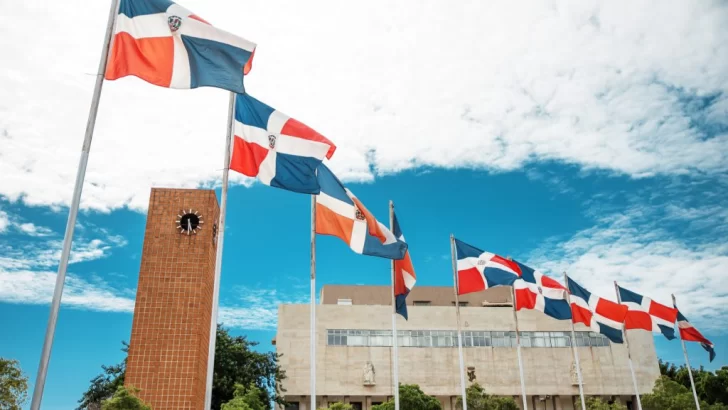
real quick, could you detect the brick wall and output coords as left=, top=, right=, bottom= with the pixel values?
left=126, top=188, right=219, bottom=410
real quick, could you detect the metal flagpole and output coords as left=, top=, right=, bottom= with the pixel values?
left=510, top=285, right=529, bottom=410
left=564, top=273, right=586, bottom=410
left=310, top=194, right=317, bottom=410
left=614, top=281, right=643, bottom=410
left=203, top=92, right=236, bottom=409
left=672, top=294, right=701, bottom=410
left=449, top=235, right=468, bottom=410
left=30, top=1, right=120, bottom=408
left=389, top=201, right=400, bottom=410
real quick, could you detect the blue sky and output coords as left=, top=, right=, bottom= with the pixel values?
left=2, top=0, right=728, bottom=409
left=2, top=164, right=727, bottom=409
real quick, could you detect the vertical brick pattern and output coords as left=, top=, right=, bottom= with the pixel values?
left=126, top=188, right=219, bottom=410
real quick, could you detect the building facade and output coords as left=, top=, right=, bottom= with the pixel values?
left=125, top=188, right=219, bottom=410
left=276, top=285, right=661, bottom=410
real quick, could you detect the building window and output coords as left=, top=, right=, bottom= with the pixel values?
left=350, top=402, right=363, bottom=410
left=451, top=301, right=469, bottom=306
left=337, top=298, right=352, bottom=305
left=413, top=301, right=431, bottom=306
left=326, top=329, right=610, bottom=348
left=285, top=403, right=300, bottom=410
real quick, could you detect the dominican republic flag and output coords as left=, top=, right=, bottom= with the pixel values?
left=617, top=285, right=677, bottom=340
left=106, top=0, right=256, bottom=93
left=567, top=277, right=628, bottom=344
left=454, top=238, right=570, bottom=320
left=675, top=307, right=716, bottom=362
left=315, top=164, right=407, bottom=260
left=513, top=275, right=571, bottom=321
left=393, top=211, right=416, bottom=320
left=230, top=94, right=336, bottom=194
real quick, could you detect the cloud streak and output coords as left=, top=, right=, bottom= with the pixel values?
left=1, top=0, right=727, bottom=211
left=528, top=204, right=728, bottom=329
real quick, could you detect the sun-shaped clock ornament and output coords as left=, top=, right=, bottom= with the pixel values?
left=176, top=209, right=204, bottom=235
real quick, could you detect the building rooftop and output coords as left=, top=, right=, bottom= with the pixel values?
left=320, top=284, right=513, bottom=307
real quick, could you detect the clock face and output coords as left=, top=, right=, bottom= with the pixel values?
left=176, top=209, right=204, bottom=235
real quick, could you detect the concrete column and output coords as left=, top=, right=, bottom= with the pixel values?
left=554, top=395, right=563, bottom=410
left=344, top=396, right=350, bottom=404
left=365, top=396, right=372, bottom=410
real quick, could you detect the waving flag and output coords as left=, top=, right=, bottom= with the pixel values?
left=676, top=308, right=716, bottom=362
left=393, top=212, right=416, bottom=320
left=454, top=238, right=570, bottom=320
left=567, top=277, right=628, bottom=343
left=454, top=239, right=520, bottom=294
left=315, top=165, right=407, bottom=260
left=106, top=0, right=256, bottom=93
left=514, top=275, right=571, bottom=321
left=230, top=94, right=336, bottom=194
left=617, top=285, right=677, bottom=340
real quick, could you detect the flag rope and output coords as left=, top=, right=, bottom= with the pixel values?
left=673, top=294, right=702, bottom=410
left=30, top=0, right=121, bottom=408
left=449, top=235, right=468, bottom=410
left=390, top=200, right=400, bottom=410
left=564, top=273, right=587, bottom=410
left=310, top=193, right=317, bottom=410
left=615, top=281, right=643, bottom=410
left=203, top=91, right=236, bottom=409
left=511, top=285, right=529, bottom=410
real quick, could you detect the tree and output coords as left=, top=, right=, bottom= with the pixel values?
left=658, top=360, right=728, bottom=406
left=372, top=384, right=441, bottom=410
left=221, top=384, right=266, bottom=410
left=585, top=397, right=626, bottom=410
left=78, top=326, right=286, bottom=410
left=100, top=386, right=151, bottom=410
left=77, top=343, right=128, bottom=410
left=455, top=383, right=518, bottom=410
left=643, top=376, right=728, bottom=410
left=0, top=358, right=29, bottom=410
left=318, top=403, right=355, bottom=410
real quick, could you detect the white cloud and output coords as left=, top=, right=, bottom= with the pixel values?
left=0, top=222, right=133, bottom=312
left=1, top=0, right=727, bottom=211
left=218, top=287, right=308, bottom=330
left=0, top=269, right=135, bottom=313
left=16, top=222, right=54, bottom=237
left=528, top=205, right=728, bottom=329
left=0, top=210, right=8, bottom=233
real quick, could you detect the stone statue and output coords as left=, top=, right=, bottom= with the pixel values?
left=467, top=366, right=476, bottom=382
left=363, top=361, right=376, bottom=386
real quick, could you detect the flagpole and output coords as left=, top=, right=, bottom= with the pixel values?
left=510, top=285, right=529, bottom=410
left=564, top=273, right=586, bottom=410
left=389, top=200, right=400, bottom=410
left=203, top=92, right=235, bottom=409
left=310, top=194, right=317, bottom=410
left=614, top=281, right=642, bottom=410
left=30, top=1, right=120, bottom=408
left=672, top=294, right=701, bottom=410
left=449, top=235, right=468, bottom=410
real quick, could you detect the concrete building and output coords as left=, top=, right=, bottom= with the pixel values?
left=275, top=285, right=660, bottom=410
left=125, top=188, right=219, bottom=410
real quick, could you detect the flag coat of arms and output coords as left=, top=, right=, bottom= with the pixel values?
left=393, top=212, right=416, bottom=320
left=567, top=277, right=628, bottom=343
left=454, top=238, right=570, bottom=320
left=617, top=285, right=678, bottom=340
left=230, top=94, right=336, bottom=194
left=106, top=0, right=256, bottom=93
left=675, top=307, right=716, bottom=362
left=315, top=164, right=407, bottom=260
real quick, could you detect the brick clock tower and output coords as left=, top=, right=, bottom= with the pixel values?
left=125, top=188, right=220, bottom=410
